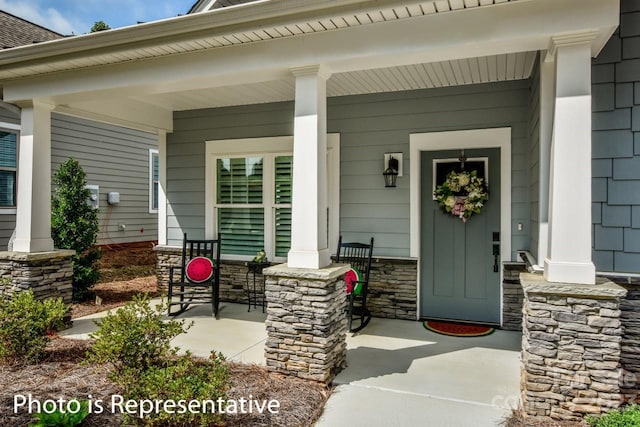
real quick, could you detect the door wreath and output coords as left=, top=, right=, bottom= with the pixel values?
left=433, top=170, right=488, bottom=222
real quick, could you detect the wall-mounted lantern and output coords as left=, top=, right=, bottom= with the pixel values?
left=383, top=153, right=403, bottom=188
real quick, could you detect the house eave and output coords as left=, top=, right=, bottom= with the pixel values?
left=0, top=0, right=618, bottom=83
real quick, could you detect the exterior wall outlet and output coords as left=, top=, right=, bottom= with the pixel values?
left=107, top=192, right=120, bottom=205
left=118, top=223, right=126, bottom=231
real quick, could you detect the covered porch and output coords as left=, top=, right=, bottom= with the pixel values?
left=0, top=0, right=624, bottom=420
left=61, top=301, right=522, bottom=426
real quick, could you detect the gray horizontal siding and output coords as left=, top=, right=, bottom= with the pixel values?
left=0, top=110, right=157, bottom=248
left=167, top=102, right=293, bottom=246
left=528, top=56, right=541, bottom=262
left=329, top=80, right=531, bottom=258
left=168, top=81, right=532, bottom=258
left=51, top=113, right=158, bottom=245
left=0, top=107, right=19, bottom=125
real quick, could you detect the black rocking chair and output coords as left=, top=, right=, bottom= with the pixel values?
left=336, top=236, right=374, bottom=333
left=168, top=233, right=221, bottom=316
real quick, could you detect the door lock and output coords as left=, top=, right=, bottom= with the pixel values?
left=492, top=233, right=500, bottom=273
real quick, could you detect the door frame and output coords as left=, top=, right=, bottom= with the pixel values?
left=409, top=127, right=512, bottom=323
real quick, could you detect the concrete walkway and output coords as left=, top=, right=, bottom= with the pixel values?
left=316, top=318, right=522, bottom=427
left=61, top=301, right=522, bottom=426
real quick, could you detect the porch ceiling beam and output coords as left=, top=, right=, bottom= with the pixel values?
left=53, top=98, right=174, bottom=132
left=2, top=0, right=617, bottom=105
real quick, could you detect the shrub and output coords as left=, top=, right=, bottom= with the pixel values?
left=51, top=158, right=100, bottom=301
left=30, top=400, right=89, bottom=427
left=586, top=404, right=640, bottom=427
left=87, top=295, right=231, bottom=426
left=118, top=353, right=230, bottom=426
left=0, top=290, right=67, bottom=364
left=86, top=294, right=192, bottom=371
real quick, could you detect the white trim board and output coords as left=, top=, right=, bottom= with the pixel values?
left=409, top=127, right=512, bottom=322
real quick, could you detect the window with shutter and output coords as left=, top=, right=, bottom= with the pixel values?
left=274, top=155, right=292, bottom=258
left=216, top=157, right=266, bottom=256
left=206, top=134, right=339, bottom=262
left=149, top=149, right=159, bottom=213
left=0, top=131, right=17, bottom=208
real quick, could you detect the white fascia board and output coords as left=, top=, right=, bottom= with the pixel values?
left=3, top=0, right=618, bottom=105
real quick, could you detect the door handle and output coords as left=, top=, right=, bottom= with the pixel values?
left=492, top=234, right=500, bottom=273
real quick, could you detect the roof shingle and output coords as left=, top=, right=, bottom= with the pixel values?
left=0, top=10, right=63, bottom=50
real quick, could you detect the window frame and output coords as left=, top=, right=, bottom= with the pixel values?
left=214, top=153, right=290, bottom=260
left=0, top=122, right=20, bottom=214
left=149, top=149, right=159, bottom=213
left=205, top=135, right=340, bottom=263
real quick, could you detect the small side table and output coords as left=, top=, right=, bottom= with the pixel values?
left=245, top=261, right=269, bottom=312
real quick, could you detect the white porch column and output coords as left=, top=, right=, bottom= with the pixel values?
left=536, top=55, right=555, bottom=266
left=544, top=35, right=596, bottom=284
left=287, top=65, right=331, bottom=269
left=13, top=101, right=54, bottom=253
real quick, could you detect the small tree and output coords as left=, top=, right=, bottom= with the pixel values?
left=90, top=21, right=111, bottom=32
left=51, top=158, right=100, bottom=301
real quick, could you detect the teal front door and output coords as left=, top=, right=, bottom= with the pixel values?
left=420, top=148, right=501, bottom=324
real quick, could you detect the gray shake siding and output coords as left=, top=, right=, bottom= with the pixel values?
left=0, top=109, right=158, bottom=248
left=168, top=80, right=532, bottom=259
left=591, top=0, right=640, bottom=273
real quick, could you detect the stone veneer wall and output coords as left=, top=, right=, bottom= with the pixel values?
left=0, top=251, right=75, bottom=304
left=503, top=262, right=527, bottom=331
left=620, top=282, right=640, bottom=402
left=520, top=273, right=628, bottom=421
left=155, top=246, right=269, bottom=305
left=157, top=246, right=418, bottom=319
left=366, top=258, right=417, bottom=320
left=263, top=263, right=349, bottom=383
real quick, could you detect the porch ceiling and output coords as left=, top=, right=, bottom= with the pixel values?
left=137, top=51, right=538, bottom=111
left=0, top=0, right=618, bottom=132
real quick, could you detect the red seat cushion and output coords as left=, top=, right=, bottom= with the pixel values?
left=185, top=257, right=214, bottom=283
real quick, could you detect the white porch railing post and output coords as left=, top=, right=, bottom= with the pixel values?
left=544, top=34, right=597, bottom=284
left=287, top=65, right=331, bottom=269
left=13, top=101, right=54, bottom=253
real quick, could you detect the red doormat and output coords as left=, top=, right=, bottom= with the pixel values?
left=423, top=320, right=495, bottom=337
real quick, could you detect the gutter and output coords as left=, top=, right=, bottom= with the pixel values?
left=0, top=0, right=500, bottom=72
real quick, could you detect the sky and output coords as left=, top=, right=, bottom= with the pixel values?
left=0, top=0, right=196, bottom=35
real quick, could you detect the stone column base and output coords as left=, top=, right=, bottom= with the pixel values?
left=263, top=263, right=350, bottom=383
left=0, top=250, right=75, bottom=304
left=520, top=273, right=627, bottom=421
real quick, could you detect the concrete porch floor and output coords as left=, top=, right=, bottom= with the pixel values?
left=61, top=301, right=522, bottom=426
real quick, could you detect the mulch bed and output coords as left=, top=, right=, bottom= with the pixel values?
left=71, top=276, right=159, bottom=319
left=501, top=407, right=588, bottom=427
left=0, top=338, right=330, bottom=427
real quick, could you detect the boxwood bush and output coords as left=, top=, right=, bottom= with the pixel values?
left=0, top=290, right=67, bottom=364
